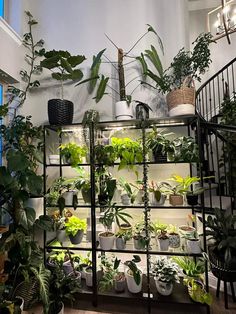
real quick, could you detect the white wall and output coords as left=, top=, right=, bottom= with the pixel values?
left=17, top=0, right=189, bottom=125
left=189, top=8, right=236, bottom=87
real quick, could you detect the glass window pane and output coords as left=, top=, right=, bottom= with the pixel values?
left=0, top=0, right=4, bottom=17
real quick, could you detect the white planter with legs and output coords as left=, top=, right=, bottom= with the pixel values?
left=115, top=101, right=133, bottom=120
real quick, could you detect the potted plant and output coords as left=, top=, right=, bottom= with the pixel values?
left=99, top=203, right=132, bottom=250
left=151, top=257, right=179, bottom=296
left=146, top=127, right=173, bottom=163
left=124, top=255, right=142, bottom=293
left=167, top=224, right=180, bottom=249
left=40, top=49, right=87, bottom=125
left=98, top=254, right=125, bottom=293
left=98, top=172, right=117, bottom=206
left=141, top=32, right=214, bottom=116
left=95, top=143, right=117, bottom=168
left=178, top=214, right=196, bottom=238
left=115, top=228, right=132, bottom=250
left=153, top=221, right=169, bottom=251
left=198, top=208, right=236, bottom=270
left=60, top=142, right=87, bottom=167
left=118, top=177, right=138, bottom=205
left=186, top=277, right=212, bottom=305
left=78, top=25, right=163, bottom=120
left=111, top=137, right=143, bottom=173
left=148, top=181, right=167, bottom=206
left=173, top=136, right=199, bottom=163
left=132, top=221, right=147, bottom=250
left=65, top=215, right=87, bottom=244
left=186, top=231, right=202, bottom=254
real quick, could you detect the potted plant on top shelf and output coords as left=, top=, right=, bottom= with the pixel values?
left=151, top=257, right=179, bottom=296
left=140, top=32, right=215, bottom=116
left=76, top=24, right=163, bottom=120
left=41, top=49, right=89, bottom=125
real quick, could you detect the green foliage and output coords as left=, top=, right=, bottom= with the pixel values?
left=111, top=137, right=143, bottom=173
left=220, top=93, right=236, bottom=126
left=60, top=142, right=87, bottom=167
left=1, top=12, right=45, bottom=116
left=151, top=257, right=179, bottom=283
left=98, top=254, right=121, bottom=292
left=172, top=136, right=199, bottom=162
left=118, top=177, right=138, bottom=204
left=198, top=208, right=236, bottom=263
left=41, top=49, right=86, bottom=99
left=153, top=221, right=168, bottom=238
left=99, top=203, right=132, bottom=231
left=65, top=216, right=87, bottom=236
left=146, top=127, right=173, bottom=155
left=186, top=278, right=212, bottom=305
left=115, top=228, right=132, bottom=241
left=172, top=256, right=205, bottom=280
left=124, top=255, right=141, bottom=285
left=141, top=32, right=214, bottom=93
left=95, top=144, right=117, bottom=167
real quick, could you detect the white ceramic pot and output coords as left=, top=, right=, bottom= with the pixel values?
left=56, top=229, right=67, bottom=243
left=187, top=239, right=201, bottom=254
left=125, top=269, right=142, bottom=293
left=49, top=154, right=60, bottom=164
left=121, top=193, right=131, bottom=205
left=115, top=101, right=133, bottom=120
left=62, top=191, right=76, bottom=206
left=158, top=238, right=169, bottom=251
left=168, top=104, right=195, bottom=117
left=99, top=232, right=115, bottom=250
left=150, top=192, right=166, bottom=206
left=85, top=267, right=93, bottom=287
left=178, top=225, right=196, bottom=238
left=24, top=197, right=44, bottom=219
left=154, top=279, right=173, bottom=296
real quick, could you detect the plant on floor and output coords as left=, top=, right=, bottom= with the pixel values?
left=198, top=208, right=236, bottom=264
left=60, top=142, right=87, bottom=167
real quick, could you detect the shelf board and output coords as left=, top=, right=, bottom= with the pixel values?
left=44, top=115, right=198, bottom=132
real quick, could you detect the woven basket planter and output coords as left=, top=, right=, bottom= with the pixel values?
left=48, top=99, right=74, bottom=125
left=167, top=77, right=195, bottom=117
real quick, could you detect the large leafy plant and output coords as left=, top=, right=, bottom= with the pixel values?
left=140, top=32, right=214, bottom=93
left=198, top=208, right=236, bottom=263
left=60, top=142, right=87, bottom=167
left=151, top=257, right=179, bottom=284
left=65, top=216, right=87, bottom=236
left=41, top=50, right=87, bottom=99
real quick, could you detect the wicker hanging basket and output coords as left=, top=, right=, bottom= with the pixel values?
left=166, top=77, right=195, bottom=117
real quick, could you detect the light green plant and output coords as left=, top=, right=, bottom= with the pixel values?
left=98, top=254, right=121, bottom=292
left=172, top=256, right=205, bottom=281
left=65, top=216, right=87, bottom=236
left=60, top=143, right=87, bottom=167
left=186, top=278, right=212, bottom=305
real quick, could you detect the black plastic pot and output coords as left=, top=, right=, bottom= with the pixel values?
left=186, top=194, right=199, bottom=205
left=69, top=229, right=84, bottom=244
left=152, top=146, right=167, bottom=163
left=48, top=99, right=73, bottom=125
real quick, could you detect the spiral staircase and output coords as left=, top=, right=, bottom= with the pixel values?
left=195, top=58, right=236, bottom=308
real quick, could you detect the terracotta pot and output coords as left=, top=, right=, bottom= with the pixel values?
left=169, top=194, right=183, bottom=206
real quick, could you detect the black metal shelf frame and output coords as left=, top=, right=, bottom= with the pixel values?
left=43, top=115, right=209, bottom=313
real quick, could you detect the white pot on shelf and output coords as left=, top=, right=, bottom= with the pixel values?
left=186, top=238, right=201, bottom=254
left=115, top=101, right=133, bottom=120
left=62, top=190, right=76, bottom=206
left=125, top=268, right=142, bottom=293
left=154, top=279, right=173, bottom=296
left=98, top=232, right=115, bottom=250
left=49, top=154, right=60, bottom=164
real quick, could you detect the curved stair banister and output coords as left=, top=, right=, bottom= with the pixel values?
left=195, top=58, right=236, bottom=213
left=196, top=57, right=236, bottom=122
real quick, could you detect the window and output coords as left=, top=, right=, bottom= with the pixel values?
left=0, top=0, right=4, bottom=17
left=0, top=83, right=2, bottom=165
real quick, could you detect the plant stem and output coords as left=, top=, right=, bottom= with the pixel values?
left=118, top=49, right=126, bottom=101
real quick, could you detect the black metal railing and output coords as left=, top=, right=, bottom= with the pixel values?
left=196, top=58, right=236, bottom=212
left=196, top=57, right=236, bottom=122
